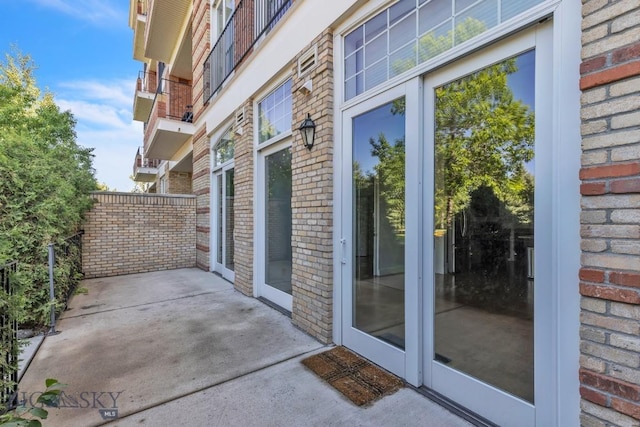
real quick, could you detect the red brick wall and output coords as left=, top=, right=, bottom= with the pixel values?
left=579, top=2, right=640, bottom=425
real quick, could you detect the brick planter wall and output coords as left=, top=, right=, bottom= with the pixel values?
left=579, top=2, right=640, bottom=426
left=82, top=192, right=196, bottom=278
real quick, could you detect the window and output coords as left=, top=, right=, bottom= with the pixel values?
left=257, top=79, right=292, bottom=144
left=212, top=0, right=234, bottom=42
left=343, top=0, right=545, bottom=100
left=213, top=127, right=235, bottom=166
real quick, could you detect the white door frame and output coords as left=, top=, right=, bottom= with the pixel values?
left=212, top=163, right=235, bottom=282
left=339, top=82, right=421, bottom=380
left=421, top=23, right=551, bottom=427
left=255, top=139, right=293, bottom=311
left=333, top=2, right=581, bottom=425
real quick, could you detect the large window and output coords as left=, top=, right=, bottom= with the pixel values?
left=343, top=0, right=544, bottom=100
left=213, top=127, right=235, bottom=166
left=257, top=79, right=292, bottom=144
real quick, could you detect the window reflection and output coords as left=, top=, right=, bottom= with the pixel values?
left=265, top=148, right=292, bottom=294
left=214, top=127, right=235, bottom=166
left=353, top=98, right=406, bottom=349
left=433, top=50, right=536, bottom=402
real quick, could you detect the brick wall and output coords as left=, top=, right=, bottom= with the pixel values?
left=579, top=2, right=640, bottom=426
left=233, top=99, right=255, bottom=296
left=192, top=0, right=212, bottom=271
left=82, top=192, right=196, bottom=278
left=167, top=171, right=193, bottom=194
left=193, top=126, right=211, bottom=271
left=192, top=0, right=210, bottom=123
left=290, top=30, right=334, bottom=343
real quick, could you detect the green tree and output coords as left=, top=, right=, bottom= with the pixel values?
left=0, top=48, right=97, bottom=328
left=434, top=57, right=535, bottom=230
left=370, top=133, right=405, bottom=236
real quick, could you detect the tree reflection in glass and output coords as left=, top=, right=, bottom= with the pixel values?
left=353, top=97, right=406, bottom=349
left=433, top=50, right=536, bottom=403
left=265, top=148, right=292, bottom=295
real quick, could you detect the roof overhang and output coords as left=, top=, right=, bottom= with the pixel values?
left=144, top=0, right=191, bottom=63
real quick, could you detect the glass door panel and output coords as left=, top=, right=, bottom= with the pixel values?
left=216, top=175, right=224, bottom=265
left=214, top=167, right=235, bottom=282
left=428, top=47, right=537, bottom=426
left=353, top=98, right=406, bottom=349
left=224, top=169, right=235, bottom=271
left=261, top=146, right=293, bottom=310
left=341, top=85, right=409, bottom=379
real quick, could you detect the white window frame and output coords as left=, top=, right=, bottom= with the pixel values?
left=211, top=0, right=234, bottom=44
left=255, top=78, right=293, bottom=150
left=333, top=1, right=581, bottom=426
left=254, top=138, right=294, bottom=311
left=210, top=124, right=236, bottom=281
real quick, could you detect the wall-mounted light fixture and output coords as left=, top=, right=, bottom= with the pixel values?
left=298, top=114, right=316, bottom=150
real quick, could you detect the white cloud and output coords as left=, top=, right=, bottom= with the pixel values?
left=26, top=0, right=125, bottom=27
left=58, top=80, right=132, bottom=109
left=56, top=78, right=143, bottom=192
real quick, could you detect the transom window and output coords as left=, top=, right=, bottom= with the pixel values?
left=213, top=127, right=235, bottom=166
left=257, top=79, right=292, bottom=144
left=343, top=0, right=544, bottom=100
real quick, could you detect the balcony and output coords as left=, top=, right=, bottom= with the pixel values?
left=130, top=0, right=148, bottom=61
left=144, top=77, right=194, bottom=160
left=133, top=70, right=157, bottom=122
left=203, top=0, right=292, bottom=102
left=145, top=0, right=191, bottom=64
left=133, top=147, right=160, bottom=182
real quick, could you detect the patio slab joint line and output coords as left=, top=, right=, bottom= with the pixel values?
left=62, top=291, right=222, bottom=320
left=95, top=345, right=327, bottom=426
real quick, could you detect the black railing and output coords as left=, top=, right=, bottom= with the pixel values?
left=204, top=0, right=292, bottom=102
left=137, top=70, right=157, bottom=93
left=147, top=77, right=193, bottom=122
left=133, top=147, right=160, bottom=177
left=51, top=232, right=84, bottom=311
left=137, top=0, right=148, bottom=16
left=1, top=261, right=18, bottom=413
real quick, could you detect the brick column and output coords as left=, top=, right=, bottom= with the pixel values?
left=290, top=30, right=334, bottom=343
left=193, top=125, right=211, bottom=270
left=234, top=100, right=255, bottom=296
left=579, top=2, right=640, bottom=426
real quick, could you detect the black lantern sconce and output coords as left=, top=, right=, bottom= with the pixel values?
left=298, top=114, right=316, bottom=150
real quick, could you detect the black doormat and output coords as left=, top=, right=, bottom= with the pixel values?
left=302, top=346, right=403, bottom=406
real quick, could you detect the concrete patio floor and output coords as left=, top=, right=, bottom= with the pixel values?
left=18, top=268, right=472, bottom=427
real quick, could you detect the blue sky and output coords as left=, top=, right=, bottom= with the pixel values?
left=1, top=0, right=141, bottom=191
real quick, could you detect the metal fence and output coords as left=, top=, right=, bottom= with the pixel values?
left=48, top=232, right=84, bottom=333
left=204, top=0, right=292, bottom=101
left=1, top=261, right=18, bottom=413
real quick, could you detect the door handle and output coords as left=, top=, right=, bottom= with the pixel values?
left=340, top=238, right=347, bottom=264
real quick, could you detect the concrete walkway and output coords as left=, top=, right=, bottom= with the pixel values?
left=18, top=268, right=471, bottom=427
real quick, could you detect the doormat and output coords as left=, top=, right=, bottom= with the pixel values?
left=301, top=346, right=403, bottom=406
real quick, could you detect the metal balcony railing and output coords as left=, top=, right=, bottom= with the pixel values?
left=133, top=147, right=160, bottom=176
left=137, top=70, right=157, bottom=93
left=203, top=0, right=292, bottom=102
left=147, top=77, right=193, bottom=122
left=137, top=0, right=148, bottom=16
